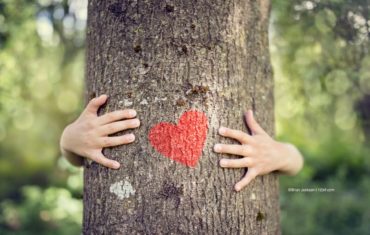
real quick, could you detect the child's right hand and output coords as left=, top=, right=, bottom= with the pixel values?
left=60, top=94, right=140, bottom=169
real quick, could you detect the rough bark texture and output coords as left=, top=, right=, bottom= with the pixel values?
left=83, top=0, right=279, bottom=234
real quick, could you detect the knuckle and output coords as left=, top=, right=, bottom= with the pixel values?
left=128, top=119, right=140, bottom=127
left=114, top=110, right=125, bottom=119
left=241, top=146, right=250, bottom=156
left=107, top=124, right=116, bottom=133
left=241, top=136, right=250, bottom=143
left=248, top=146, right=256, bottom=156
left=243, top=157, right=253, bottom=166
left=95, top=156, right=105, bottom=165
left=120, top=135, right=130, bottom=143
left=107, top=112, right=117, bottom=121
left=97, top=156, right=114, bottom=168
left=235, top=160, right=244, bottom=167
left=251, top=119, right=258, bottom=126
left=248, top=137, right=256, bottom=144
left=89, top=152, right=100, bottom=162
left=102, top=138, right=112, bottom=146
left=113, top=123, right=125, bottom=132
left=93, top=153, right=110, bottom=165
left=236, top=130, right=244, bottom=137
left=120, top=121, right=130, bottom=129
left=119, top=110, right=128, bottom=117
left=100, top=158, right=110, bottom=167
left=122, top=109, right=132, bottom=116
left=250, top=169, right=258, bottom=177
left=95, top=157, right=105, bottom=166
left=234, top=130, right=243, bottom=139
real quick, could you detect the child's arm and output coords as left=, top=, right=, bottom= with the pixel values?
left=214, top=110, right=303, bottom=192
left=60, top=94, right=140, bottom=169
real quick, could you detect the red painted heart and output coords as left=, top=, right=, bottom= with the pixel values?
left=148, top=110, right=208, bottom=167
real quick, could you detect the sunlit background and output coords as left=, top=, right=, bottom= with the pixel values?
left=0, top=0, right=369, bottom=234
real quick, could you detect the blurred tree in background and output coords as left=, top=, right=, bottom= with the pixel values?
left=0, top=0, right=369, bottom=234
left=0, top=0, right=86, bottom=233
left=271, top=0, right=370, bottom=234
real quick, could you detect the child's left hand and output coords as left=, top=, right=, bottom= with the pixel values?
left=214, top=110, right=303, bottom=192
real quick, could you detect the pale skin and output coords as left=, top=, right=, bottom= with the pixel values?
left=214, top=110, right=304, bottom=192
left=60, top=94, right=140, bottom=169
left=60, top=95, right=303, bottom=192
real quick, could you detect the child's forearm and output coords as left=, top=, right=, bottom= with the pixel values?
left=61, top=147, right=84, bottom=167
left=60, top=128, right=84, bottom=167
left=278, top=142, right=304, bottom=175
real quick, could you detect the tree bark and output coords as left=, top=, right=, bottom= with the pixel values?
left=83, top=0, right=279, bottom=234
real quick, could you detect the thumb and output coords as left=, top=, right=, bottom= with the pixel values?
left=245, top=110, right=266, bottom=135
left=85, top=94, right=108, bottom=115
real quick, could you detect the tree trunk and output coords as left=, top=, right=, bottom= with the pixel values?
left=83, top=0, right=279, bottom=234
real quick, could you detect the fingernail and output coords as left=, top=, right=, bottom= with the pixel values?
left=132, top=119, right=140, bottom=125
left=219, top=159, right=226, bottom=167
left=235, top=185, right=241, bottom=191
left=214, top=144, right=221, bottom=152
left=219, top=127, right=226, bottom=135
left=128, top=134, right=135, bottom=141
left=129, top=110, right=137, bottom=116
left=113, top=161, right=120, bottom=169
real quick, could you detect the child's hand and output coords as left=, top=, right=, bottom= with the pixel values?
left=60, top=94, right=140, bottom=169
left=214, top=110, right=303, bottom=192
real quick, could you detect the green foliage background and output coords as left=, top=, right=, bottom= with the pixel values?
left=0, top=0, right=369, bottom=234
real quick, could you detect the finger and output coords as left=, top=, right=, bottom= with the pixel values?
left=84, top=94, right=108, bottom=115
left=245, top=110, right=267, bottom=135
left=98, top=119, right=140, bottom=136
left=99, top=134, right=136, bottom=147
left=214, top=144, right=251, bottom=157
left=218, top=126, right=252, bottom=144
left=235, top=169, right=258, bottom=192
left=220, top=157, right=253, bottom=168
left=97, top=109, right=137, bottom=125
left=91, top=152, right=120, bottom=169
